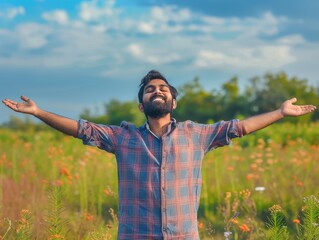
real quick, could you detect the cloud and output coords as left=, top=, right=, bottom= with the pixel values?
left=0, top=2, right=316, bottom=83
left=16, top=23, right=52, bottom=50
left=79, top=0, right=118, bottom=22
left=42, top=10, right=69, bottom=25
left=127, top=43, right=180, bottom=64
left=193, top=45, right=295, bottom=69
left=0, top=6, right=25, bottom=20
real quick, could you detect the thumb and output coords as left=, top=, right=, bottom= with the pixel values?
left=20, top=96, right=30, bottom=102
left=288, top=97, right=297, bottom=104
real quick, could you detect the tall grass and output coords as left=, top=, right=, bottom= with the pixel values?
left=0, top=122, right=319, bottom=239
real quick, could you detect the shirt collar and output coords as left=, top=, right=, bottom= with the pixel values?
left=145, top=118, right=176, bottom=138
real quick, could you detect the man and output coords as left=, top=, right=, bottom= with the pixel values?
left=2, top=70, right=317, bottom=239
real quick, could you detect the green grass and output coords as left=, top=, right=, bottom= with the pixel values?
left=0, top=122, right=319, bottom=239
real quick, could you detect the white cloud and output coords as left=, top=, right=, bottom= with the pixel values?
left=151, top=6, right=192, bottom=23
left=16, top=23, right=51, bottom=50
left=277, top=34, right=305, bottom=45
left=194, top=45, right=295, bottom=69
left=127, top=43, right=180, bottom=64
left=79, top=0, right=117, bottom=22
left=42, top=10, right=69, bottom=25
left=0, top=6, right=25, bottom=20
left=0, top=2, right=317, bottom=84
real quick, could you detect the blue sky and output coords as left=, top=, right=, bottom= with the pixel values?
left=1, top=0, right=319, bottom=124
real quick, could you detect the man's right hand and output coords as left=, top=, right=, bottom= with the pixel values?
left=2, top=96, right=39, bottom=116
left=2, top=96, right=79, bottom=137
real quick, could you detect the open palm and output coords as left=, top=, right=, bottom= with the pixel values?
left=281, top=98, right=317, bottom=117
left=2, top=96, right=38, bottom=115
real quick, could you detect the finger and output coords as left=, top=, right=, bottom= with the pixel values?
left=21, top=96, right=30, bottom=102
left=289, top=97, right=297, bottom=104
left=2, top=99, right=17, bottom=105
left=300, top=105, right=317, bottom=113
left=2, top=100, right=18, bottom=111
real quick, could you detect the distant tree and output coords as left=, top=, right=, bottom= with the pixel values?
left=221, top=76, right=250, bottom=120
left=247, top=72, right=319, bottom=122
left=1, top=115, right=49, bottom=131
left=173, top=77, right=223, bottom=123
left=76, top=72, right=319, bottom=125
left=106, top=99, right=144, bottom=126
left=79, top=107, right=108, bottom=124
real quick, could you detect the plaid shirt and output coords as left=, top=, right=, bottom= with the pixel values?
left=77, top=118, right=243, bottom=239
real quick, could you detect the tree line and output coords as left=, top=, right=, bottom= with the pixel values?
left=80, top=71, right=319, bottom=125
left=2, top=72, right=319, bottom=130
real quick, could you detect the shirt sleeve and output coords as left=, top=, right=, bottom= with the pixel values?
left=77, top=119, right=117, bottom=153
left=199, top=119, right=244, bottom=153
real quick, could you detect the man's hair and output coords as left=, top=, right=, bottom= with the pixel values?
left=138, top=70, right=178, bottom=103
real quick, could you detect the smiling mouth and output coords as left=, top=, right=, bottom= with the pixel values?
left=151, top=96, right=166, bottom=103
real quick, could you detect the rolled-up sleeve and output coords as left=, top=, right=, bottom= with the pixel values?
left=77, top=119, right=116, bottom=153
left=200, top=119, right=244, bottom=153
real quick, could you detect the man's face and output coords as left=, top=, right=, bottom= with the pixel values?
left=139, top=79, right=176, bottom=119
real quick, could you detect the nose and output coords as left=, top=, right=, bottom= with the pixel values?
left=154, top=87, right=163, bottom=95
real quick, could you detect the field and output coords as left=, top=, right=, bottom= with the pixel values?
left=0, top=122, right=319, bottom=239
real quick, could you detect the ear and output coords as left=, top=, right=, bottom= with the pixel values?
left=172, top=99, right=177, bottom=110
left=138, top=103, right=144, bottom=112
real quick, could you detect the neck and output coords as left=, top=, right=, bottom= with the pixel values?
left=147, top=114, right=171, bottom=137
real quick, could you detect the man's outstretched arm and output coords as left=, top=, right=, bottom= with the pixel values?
left=2, top=96, right=78, bottom=137
left=239, top=98, right=317, bottom=135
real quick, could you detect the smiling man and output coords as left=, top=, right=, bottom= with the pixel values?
left=2, top=70, right=317, bottom=239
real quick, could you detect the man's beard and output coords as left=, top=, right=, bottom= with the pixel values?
left=142, top=97, right=174, bottom=119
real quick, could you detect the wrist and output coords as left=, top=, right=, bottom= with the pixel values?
left=278, top=108, right=285, bottom=118
left=33, top=107, right=42, bottom=118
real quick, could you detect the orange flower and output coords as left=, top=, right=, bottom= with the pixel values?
left=245, top=173, right=255, bottom=181
left=239, top=223, right=250, bottom=232
left=198, top=221, right=203, bottom=229
left=60, top=167, right=71, bottom=177
left=227, top=166, right=234, bottom=171
left=230, top=218, right=239, bottom=225
left=297, top=181, right=303, bottom=187
left=83, top=212, right=94, bottom=221
left=225, top=192, right=232, bottom=199
left=293, top=219, right=300, bottom=224
left=104, top=189, right=111, bottom=196
left=53, top=179, right=63, bottom=187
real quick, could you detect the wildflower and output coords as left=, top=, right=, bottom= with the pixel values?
left=293, top=219, right=300, bottom=224
left=313, top=223, right=318, bottom=228
left=198, top=221, right=203, bottom=229
left=239, top=223, right=250, bottom=232
left=225, top=192, right=232, bottom=199
left=224, top=231, right=232, bottom=240
left=239, top=189, right=251, bottom=199
left=49, top=234, right=65, bottom=239
left=230, top=218, right=238, bottom=225
left=250, top=163, right=258, bottom=170
left=227, top=166, right=234, bottom=171
left=269, top=204, right=282, bottom=213
left=245, top=173, right=255, bottom=181
left=226, top=212, right=240, bottom=231
left=255, top=186, right=266, bottom=192
left=59, top=167, right=71, bottom=177
left=83, top=212, right=94, bottom=222
left=104, top=189, right=111, bottom=196
left=53, top=179, right=63, bottom=187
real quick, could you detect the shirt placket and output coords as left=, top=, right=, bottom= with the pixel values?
left=161, top=135, right=168, bottom=239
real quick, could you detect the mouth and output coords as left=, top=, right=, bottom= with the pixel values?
left=151, top=95, right=166, bottom=103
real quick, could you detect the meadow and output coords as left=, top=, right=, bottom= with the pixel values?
left=0, top=122, right=319, bottom=239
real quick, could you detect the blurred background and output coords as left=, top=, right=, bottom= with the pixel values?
left=1, top=0, right=319, bottom=125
